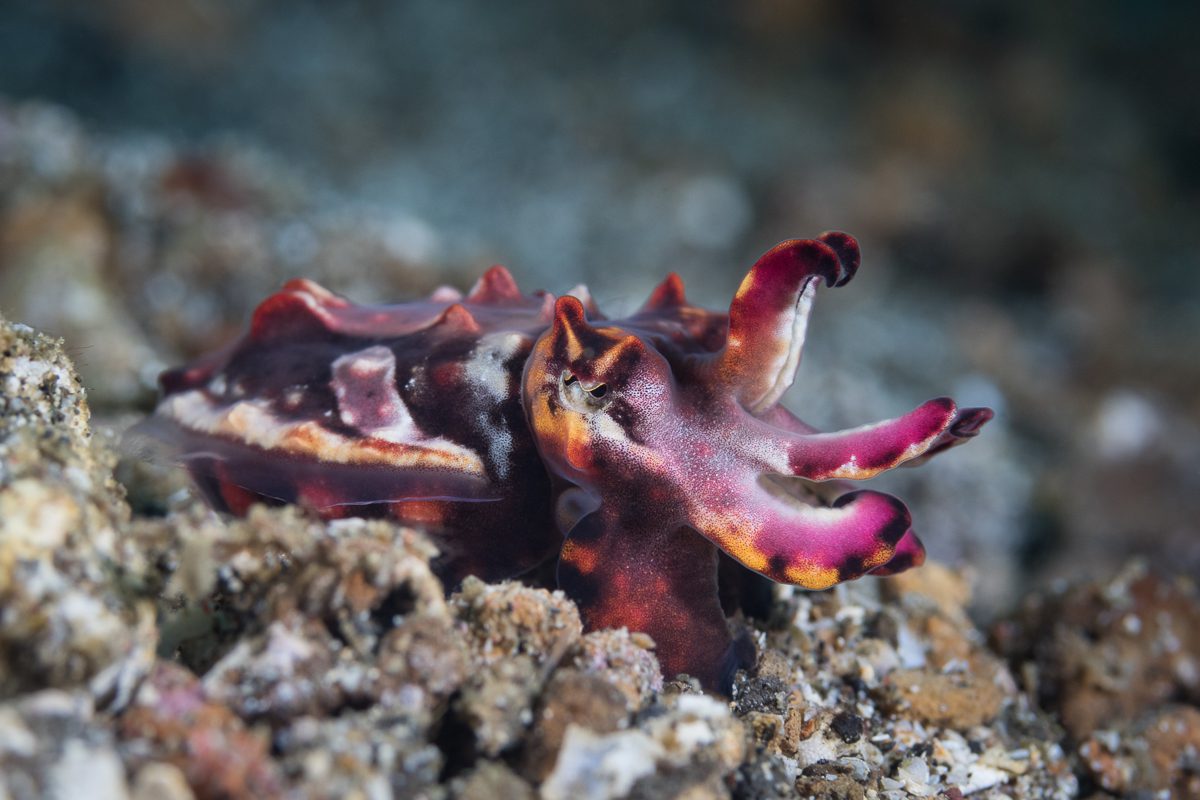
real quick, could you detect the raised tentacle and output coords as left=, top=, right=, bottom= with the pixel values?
left=690, top=474, right=912, bottom=590
left=546, top=295, right=598, bottom=363
left=435, top=302, right=482, bottom=333
left=465, top=265, right=523, bottom=305
left=564, top=284, right=603, bottom=318
left=763, top=400, right=998, bottom=474
left=712, top=403, right=935, bottom=581
left=783, top=397, right=962, bottom=481
left=869, top=529, right=926, bottom=576
left=901, top=406, right=995, bottom=466
left=714, top=234, right=858, bottom=414
left=250, top=279, right=342, bottom=341
left=641, top=273, right=687, bottom=311
left=817, top=230, right=861, bottom=287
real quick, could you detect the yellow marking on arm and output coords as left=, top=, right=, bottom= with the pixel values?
left=690, top=509, right=769, bottom=574
left=783, top=563, right=840, bottom=590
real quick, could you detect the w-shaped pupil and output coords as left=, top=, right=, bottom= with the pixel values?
left=564, top=373, right=607, bottom=399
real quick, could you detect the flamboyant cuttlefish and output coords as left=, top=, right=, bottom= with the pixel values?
left=146, top=232, right=991, bottom=691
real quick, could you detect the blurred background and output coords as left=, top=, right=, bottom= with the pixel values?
left=1, top=0, right=1196, bottom=612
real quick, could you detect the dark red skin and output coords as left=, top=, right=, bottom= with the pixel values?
left=147, top=233, right=992, bottom=692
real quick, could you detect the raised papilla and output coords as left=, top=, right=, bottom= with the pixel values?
left=148, top=232, right=992, bottom=691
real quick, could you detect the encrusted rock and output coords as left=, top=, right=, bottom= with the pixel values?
left=201, top=614, right=344, bottom=723
left=451, top=762, right=536, bottom=800
left=540, top=725, right=659, bottom=800
left=0, top=690, right=129, bottom=800
left=129, top=762, right=196, bottom=800
left=273, top=708, right=444, bottom=799
left=452, top=654, right=543, bottom=758
left=452, top=577, right=582, bottom=666
left=993, top=561, right=1200, bottom=739
left=541, top=692, right=746, bottom=800
left=0, top=318, right=154, bottom=705
left=567, top=628, right=662, bottom=712
left=1079, top=705, right=1200, bottom=797
left=448, top=578, right=584, bottom=757
left=116, top=663, right=284, bottom=800
left=519, top=669, right=629, bottom=782
left=376, top=612, right=470, bottom=701
left=794, top=762, right=866, bottom=800
left=880, top=665, right=1010, bottom=729
left=135, top=504, right=451, bottom=674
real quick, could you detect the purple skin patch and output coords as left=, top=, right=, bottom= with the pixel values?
left=147, top=232, right=992, bottom=693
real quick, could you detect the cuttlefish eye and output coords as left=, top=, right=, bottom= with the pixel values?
left=562, top=371, right=610, bottom=408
